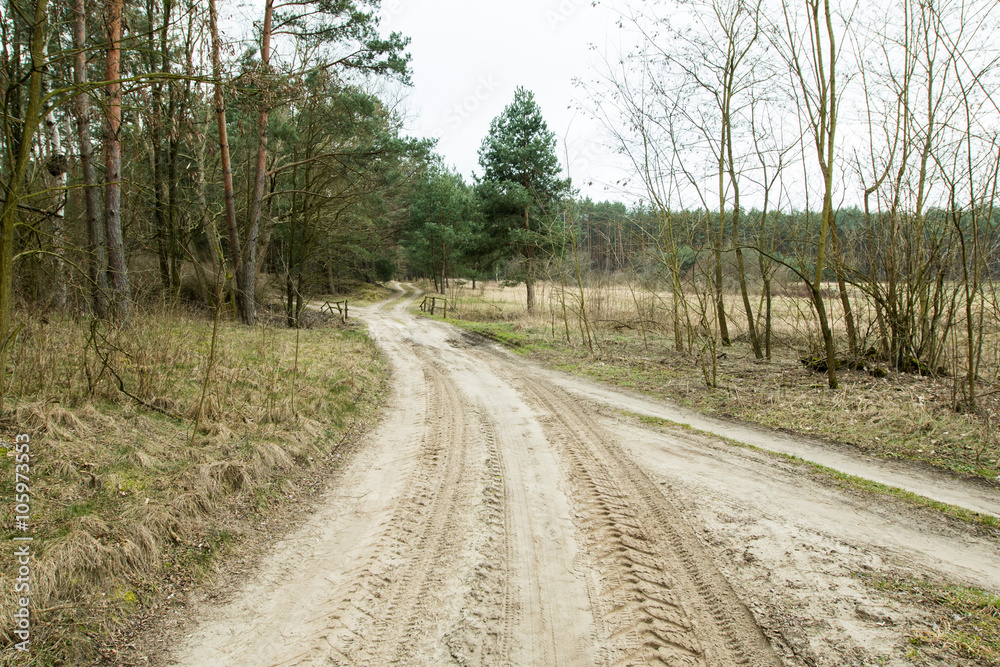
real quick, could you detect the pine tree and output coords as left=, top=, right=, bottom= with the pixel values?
left=478, top=87, right=566, bottom=312
left=402, top=166, right=479, bottom=295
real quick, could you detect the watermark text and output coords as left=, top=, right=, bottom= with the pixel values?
left=9, top=434, right=32, bottom=653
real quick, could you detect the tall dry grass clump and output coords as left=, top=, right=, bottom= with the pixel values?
left=0, top=304, right=386, bottom=665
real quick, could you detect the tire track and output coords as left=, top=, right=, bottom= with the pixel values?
left=166, top=287, right=779, bottom=666
left=427, top=327, right=600, bottom=665
left=334, top=356, right=484, bottom=666
left=444, top=412, right=517, bottom=666
left=509, top=373, right=782, bottom=666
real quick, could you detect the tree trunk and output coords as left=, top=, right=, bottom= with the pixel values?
left=757, top=207, right=774, bottom=362
left=162, top=0, right=181, bottom=297
left=440, top=239, right=447, bottom=295
left=39, top=20, right=67, bottom=310
left=790, top=0, right=839, bottom=389
left=764, top=274, right=772, bottom=360
left=168, top=127, right=182, bottom=295
left=73, top=0, right=108, bottom=318
left=195, top=110, right=221, bottom=274
left=0, top=0, right=50, bottom=409
left=208, top=0, right=240, bottom=292
left=713, top=239, right=730, bottom=346
left=44, top=110, right=67, bottom=309
left=295, top=275, right=304, bottom=325
left=285, top=271, right=296, bottom=328
left=723, top=90, right=760, bottom=358
left=716, top=117, right=730, bottom=348
left=815, top=0, right=839, bottom=390
left=150, top=0, right=170, bottom=293
left=254, top=171, right=278, bottom=278
left=829, top=214, right=857, bottom=356
left=673, top=290, right=684, bottom=352
left=728, top=172, right=760, bottom=359
left=285, top=161, right=300, bottom=328
left=104, top=0, right=131, bottom=323
left=524, top=207, right=535, bottom=313
left=237, top=0, right=274, bottom=325
left=815, top=195, right=838, bottom=389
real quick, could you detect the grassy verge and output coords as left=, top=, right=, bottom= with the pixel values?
left=0, top=305, right=387, bottom=665
left=423, top=286, right=999, bottom=483
left=859, top=574, right=1000, bottom=665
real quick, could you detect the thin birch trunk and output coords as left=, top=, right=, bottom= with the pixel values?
left=208, top=0, right=240, bottom=299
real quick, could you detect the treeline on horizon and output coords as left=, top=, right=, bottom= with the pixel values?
left=556, top=200, right=1000, bottom=279
left=403, top=180, right=1000, bottom=412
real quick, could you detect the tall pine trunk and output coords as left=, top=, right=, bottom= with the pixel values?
left=237, top=0, right=274, bottom=325
left=73, top=0, right=108, bottom=318
left=104, top=0, right=132, bottom=322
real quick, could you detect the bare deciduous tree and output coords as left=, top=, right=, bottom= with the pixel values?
left=773, top=0, right=854, bottom=388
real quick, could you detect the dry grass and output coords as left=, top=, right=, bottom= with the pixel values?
left=0, top=304, right=387, bottom=665
left=442, top=276, right=861, bottom=353
left=433, top=278, right=1000, bottom=481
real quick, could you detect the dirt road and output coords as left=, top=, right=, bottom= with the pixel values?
left=166, top=286, right=1000, bottom=666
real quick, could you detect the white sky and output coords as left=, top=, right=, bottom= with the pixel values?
left=379, top=0, right=629, bottom=200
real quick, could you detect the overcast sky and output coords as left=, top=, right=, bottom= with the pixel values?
left=379, top=0, right=628, bottom=200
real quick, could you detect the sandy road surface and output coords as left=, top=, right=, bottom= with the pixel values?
left=166, top=286, right=1000, bottom=666
left=533, top=368, right=1000, bottom=519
